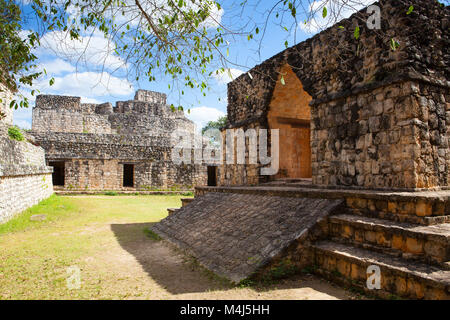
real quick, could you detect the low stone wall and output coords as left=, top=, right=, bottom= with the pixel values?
left=0, top=82, right=13, bottom=126
left=0, top=128, right=54, bottom=223
left=0, top=171, right=53, bottom=223
left=61, top=158, right=205, bottom=190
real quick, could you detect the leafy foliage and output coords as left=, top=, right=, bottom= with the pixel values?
left=30, top=0, right=227, bottom=105
left=0, top=0, right=41, bottom=108
left=8, top=125, right=24, bottom=141
left=201, top=115, right=227, bottom=134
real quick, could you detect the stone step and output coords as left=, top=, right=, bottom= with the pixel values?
left=181, top=198, right=194, bottom=207
left=167, top=208, right=179, bottom=216
left=152, top=192, right=343, bottom=283
left=328, top=214, right=450, bottom=265
left=348, top=207, right=450, bottom=226
left=312, top=241, right=450, bottom=299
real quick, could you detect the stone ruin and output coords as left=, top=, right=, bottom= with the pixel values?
left=153, top=0, right=450, bottom=299
left=31, top=90, right=207, bottom=191
left=0, top=82, right=53, bottom=223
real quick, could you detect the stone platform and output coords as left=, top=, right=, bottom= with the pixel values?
left=152, top=185, right=450, bottom=299
left=151, top=192, right=343, bottom=282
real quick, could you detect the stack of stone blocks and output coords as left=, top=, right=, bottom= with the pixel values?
left=0, top=82, right=53, bottom=223
left=32, top=89, right=207, bottom=190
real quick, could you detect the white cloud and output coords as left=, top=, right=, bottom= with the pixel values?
left=300, top=0, right=375, bottom=34
left=79, top=96, right=102, bottom=104
left=34, top=71, right=134, bottom=97
left=38, top=30, right=126, bottom=71
left=186, top=106, right=225, bottom=131
left=39, top=59, right=76, bottom=76
left=212, top=68, right=245, bottom=84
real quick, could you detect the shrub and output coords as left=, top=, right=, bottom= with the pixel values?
left=8, top=126, right=24, bottom=141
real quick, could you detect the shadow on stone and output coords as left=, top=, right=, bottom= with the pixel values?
left=110, top=222, right=233, bottom=295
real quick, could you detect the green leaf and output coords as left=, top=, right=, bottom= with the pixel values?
left=322, top=7, right=327, bottom=18
left=390, top=38, right=400, bottom=51
left=354, top=26, right=360, bottom=40
left=280, top=75, right=285, bottom=85
left=406, top=5, right=414, bottom=15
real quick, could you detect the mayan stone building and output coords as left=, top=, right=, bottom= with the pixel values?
left=0, top=82, right=53, bottom=223
left=217, top=0, right=449, bottom=191
left=31, top=90, right=207, bottom=191
left=153, top=0, right=450, bottom=299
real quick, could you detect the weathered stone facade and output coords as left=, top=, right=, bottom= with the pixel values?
left=152, top=191, right=343, bottom=282
left=32, top=90, right=207, bottom=190
left=0, top=86, right=53, bottom=223
left=0, top=82, right=13, bottom=126
left=219, top=0, right=449, bottom=190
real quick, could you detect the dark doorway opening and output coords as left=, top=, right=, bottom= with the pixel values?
left=123, top=164, right=134, bottom=187
left=49, top=161, right=65, bottom=186
left=207, top=166, right=217, bottom=187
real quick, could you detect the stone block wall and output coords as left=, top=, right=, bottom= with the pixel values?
left=31, top=90, right=207, bottom=191
left=0, top=172, right=53, bottom=223
left=32, top=91, right=193, bottom=135
left=311, top=81, right=449, bottom=189
left=0, top=82, right=13, bottom=126
left=220, top=0, right=449, bottom=190
left=0, top=135, right=53, bottom=223
left=61, top=158, right=205, bottom=190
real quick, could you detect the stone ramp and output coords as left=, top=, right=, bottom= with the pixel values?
left=151, top=192, right=343, bottom=283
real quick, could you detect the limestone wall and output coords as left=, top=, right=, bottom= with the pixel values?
left=0, top=172, right=53, bottom=223
left=0, top=82, right=13, bottom=126
left=311, top=81, right=449, bottom=189
left=220, top=0, right=449, bottom=190
left=31, top=90, right=207, bottom=190
left=0, top=135, right=53, bottom=223
left=62, top=159, right=205, bottom=190
left=32, top=90, right=194, bottom=135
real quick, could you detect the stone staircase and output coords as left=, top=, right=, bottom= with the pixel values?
left=166, top=186, right=450, bottom=299
left=311, top=208, right=450, bottom=299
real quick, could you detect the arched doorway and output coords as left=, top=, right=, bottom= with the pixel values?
left=267, top=64, right=312, bottom=179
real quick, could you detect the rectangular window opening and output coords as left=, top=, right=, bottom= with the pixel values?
left=123, top=164, right=134, bottom=187
left=49, top=161, right=65, bottom=186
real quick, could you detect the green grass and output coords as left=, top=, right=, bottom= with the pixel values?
left=143, top=228, right=162, bottom=241
left=0, top=195, right=75, bottom=235
left=0, top=194, right=183, bottom=299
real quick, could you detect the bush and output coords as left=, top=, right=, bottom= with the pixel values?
left=8, top=126, right=24, bottom=141
left=104, top=191, right=118, bottom=196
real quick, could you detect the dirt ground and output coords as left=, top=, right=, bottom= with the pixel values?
left=0, top=196, right=359, bottom=300
left=88, top=222, right=358, bottom=300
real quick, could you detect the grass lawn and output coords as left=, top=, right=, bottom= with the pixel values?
left=0, top=195, right=354, bottom=300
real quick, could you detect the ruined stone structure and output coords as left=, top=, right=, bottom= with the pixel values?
left=219, top=0, right=449, bottom=191
left=31, top=90, right=207, bottom=190
left=0, top=82, right=13, bottom=126
left=153, top=0, right=450, bottom=299
left=0, top=84, right=53, bottom=223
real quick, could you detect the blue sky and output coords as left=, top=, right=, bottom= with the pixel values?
left=13, top=0, right=374, bottom=130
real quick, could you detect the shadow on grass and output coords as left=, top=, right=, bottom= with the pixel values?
left=110, top=222, right=233, bottom=295
left=110, top=223, right=354, bottom=298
